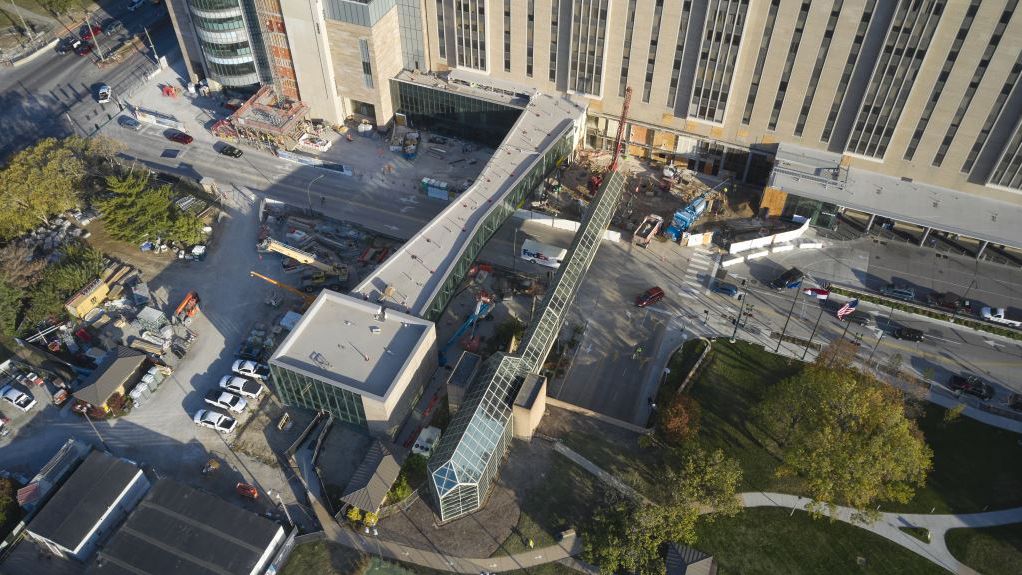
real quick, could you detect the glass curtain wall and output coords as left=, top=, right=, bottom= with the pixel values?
left=270, top=365, right=367, bottom=426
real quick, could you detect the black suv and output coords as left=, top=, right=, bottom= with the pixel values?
left=219, top=144, right=243, bottom=158
left=948, top=374, right=995, bottom=400
left=891, top=327, right=924, bottom=341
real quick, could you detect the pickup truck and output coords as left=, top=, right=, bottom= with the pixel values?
left=980, top=307, right=1022, bottom=328
left=925, top=291, right=969, bottom=311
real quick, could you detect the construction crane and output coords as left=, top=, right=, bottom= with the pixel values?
left=249, top=271, right=316, bottom=307
left=257, top=238, right=349, bottom=281
left=588, top=86, right=633, bottom=192
left=609, top=86, right=632, bottom=173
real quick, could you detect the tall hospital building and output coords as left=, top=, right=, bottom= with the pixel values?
left=167, top=0, right=1022, bottom=251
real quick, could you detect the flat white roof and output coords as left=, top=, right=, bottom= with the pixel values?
left=269, top=291, right=433, bottom=400
left=355, top=75, right=587, bottom=316
left=771, top=143, right=1022, bottom=248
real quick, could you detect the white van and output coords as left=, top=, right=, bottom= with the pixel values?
left=521, top=239, right=567, bottom=269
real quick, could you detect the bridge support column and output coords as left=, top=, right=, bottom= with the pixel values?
left=919, top=227, right=932, bottom=247
left=976, top=240, right=989, bottom=259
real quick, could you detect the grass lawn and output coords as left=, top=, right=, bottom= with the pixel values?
left=556, top=414, right=664, bottom=500
left=687, top=340, right=803, bottom=493
left=494, top=455, right=602, bottom=555
left=279, top=540, right=369, bottom=575
left=695, top=508, right=949, bottom=575
left=655, top=338, right=709, bottom=405
left=689, top=340, right=1022, bottom=513
left=945, top=524, right=1022, bottom=575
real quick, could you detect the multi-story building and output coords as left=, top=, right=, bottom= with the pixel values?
left=168, top=0, right=1022, bottom=251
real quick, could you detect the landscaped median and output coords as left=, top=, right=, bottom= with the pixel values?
left=826, top=283, right=1022, bottom=341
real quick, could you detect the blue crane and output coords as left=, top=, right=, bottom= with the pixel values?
left=438, top=300, right=493, bottom=366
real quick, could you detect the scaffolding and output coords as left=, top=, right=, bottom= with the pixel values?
left=212, top=85, right=310, bottom=151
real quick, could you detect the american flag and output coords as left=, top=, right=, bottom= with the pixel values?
left=836, top=299, right=859, bottom=320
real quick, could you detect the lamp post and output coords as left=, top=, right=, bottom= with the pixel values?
left=774, top=284, right=802, bottom=353
left=866, top=304, right=897, bottom=366
left=306, top=173, right=324, bottom=213
left=729, top=280, right=748, bottom=344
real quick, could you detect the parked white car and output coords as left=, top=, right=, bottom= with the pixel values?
left=192, top=409, right=237, bottom=434
left=204, top=390, right=248, bottom=413
left=219, top=375, right=265, bottom=400
left=232, top=360, right=270, bottom=381
left=0, top=385, right=37, bottom=412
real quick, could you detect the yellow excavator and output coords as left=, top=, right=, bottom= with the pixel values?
left=257, top=238, right=349, bottom=282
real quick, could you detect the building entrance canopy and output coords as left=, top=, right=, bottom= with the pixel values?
left=770, top=143, right=1022, bottom=249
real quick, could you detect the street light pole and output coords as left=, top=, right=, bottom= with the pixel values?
left=729, top=282, right=748, bottom=344
left=306, top=173, right=324, bottom=213
left=866, top=304, right=897, bottom=367
left=82, top=411, right=110, bottom=452
left=85, top=13, right=105, bottom=61
left=143, top=26, right=159, bottom=65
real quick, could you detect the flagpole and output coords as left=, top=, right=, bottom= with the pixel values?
left=802, top=306, right=825, bottom=360
left=774, top=286, right=803, bottom=353
left=866, top=303, right=897, bottom=367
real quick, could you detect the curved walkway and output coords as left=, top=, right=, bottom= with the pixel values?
left=742, top=492, right=1022, bottom=574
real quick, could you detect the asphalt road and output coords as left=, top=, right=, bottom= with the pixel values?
left=0, top=3, right=172, bottom=158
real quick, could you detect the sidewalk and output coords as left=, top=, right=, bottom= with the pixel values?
left=742, top=491, right=1022, bottom=574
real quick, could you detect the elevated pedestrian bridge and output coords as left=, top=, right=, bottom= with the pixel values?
left=427, top=170, right=627, bottom=522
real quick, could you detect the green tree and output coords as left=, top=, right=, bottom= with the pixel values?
left=99, top=172, right=205, bottom=245
left=582, top=448, right=742, bottom=574
left=0, top=280, right=25, bottom=337
left=757, top=363, right=933, bottom=516
left=0, top=138, right=85, bottom=240
left=25, top=244, right=105, bottom=325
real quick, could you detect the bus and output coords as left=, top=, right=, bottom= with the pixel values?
left=521, top=239, right=567, bottom=269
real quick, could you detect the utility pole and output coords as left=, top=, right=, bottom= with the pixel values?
left=143, top=25, right=159, bottom=65
left=9, top=0, right=32, bottom=40
left=86, top=13, right=105, bottom=61
left=82, top=411, right=110, bottom=452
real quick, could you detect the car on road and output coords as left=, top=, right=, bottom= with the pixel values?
left=948, top=374, right=995, bottom=400
left=769, top=267, right=804, bottom=290
left=880, top=284, right=916, bottom=301
left=97, top=84, right=112, bottom=104
left=165, top=131, right=194, bottom=145
left=925, top=291, right=968, bottom=311
left=127, top=0, right=146, bottom=10
left=218, top=144, right=243, bottom=158
left=80, top=24, right=102, bottom=41
left=119, top=116, right=142, bottom=131
left=56, top=36, right=81, bottom=55
left=232, top=360, right=269, bottom=381
left=204, top=390, right=248, bottom=413
left=844, top=311, right=873, bottom=327
left=0, top=385, right=36, bottom=412
left=712, top=282, right=741, bottom=298
left=635, top=287, right=665, bottom=307
left=890, top=326, right=924, bottom=341
left=219, top=375, right=265, bottom=400
left=75, top=42, right=94, bottom=56
left=192, top=409, right=238, bottom=434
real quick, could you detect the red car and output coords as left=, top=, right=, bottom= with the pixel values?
left=166, top=131, right=194, bottom=145
left=635, top=287, right=665, bottom=308
left=75, top=42, right=94, bottom=56
left=81, top=24, right=102, bottom=41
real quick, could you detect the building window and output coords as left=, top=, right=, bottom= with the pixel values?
left=455, top=0, right=487, bottom=70
left=689, top=0, right=751, bottom=123
left=793, top=1, right=843, bottom=137
left=846, top=0, right=944, bottom=159
left=903, top=0, right=979, bottom=161
left=989, top=116, right=1022, bottom=190
left=767, top=2, right=811, bottom=131
left=666, top=1, right=692, bottom=108
left=933, top=0, right=1016, bottom=167
left=641, top=0, right=664, bottom=103
left=618, top=0, right=637, bottom=98
left=821, top=0, right=876, bottom=143
left=503, top=0, right=511, bottom=72
left=549, top=0, right=559, bottom=82
left=359, top=38, right=374, bottom=89
left=568, top=0, right=610, bottom=96
left=962, top=58, right=1022, bottom=174
left=526, top=0, right=535, bottom=76
left=192, top=14, right=245, bottom=32
left=436, top=0, right=446, bottom=60
left=741, top=0, right=779, bottom=125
